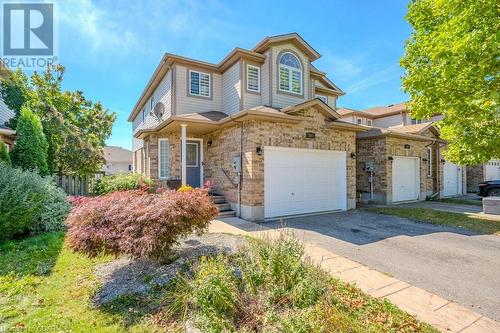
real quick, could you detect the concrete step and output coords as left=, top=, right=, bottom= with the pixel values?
left=216, top=203, right=232, bottom=212
left=218, top=210, right=237, bottom=218
left=210, top=195, right=226, bottom=204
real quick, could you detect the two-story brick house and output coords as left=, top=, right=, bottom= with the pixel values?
left=129, top=33, right=366, bottom=221
left=338, top=103, right=466, bottom=204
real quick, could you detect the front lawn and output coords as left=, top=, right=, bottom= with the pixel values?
left=1, top=232, right=437, bottom=332
left=368, top=207, right=500, bottom=235
left=437, top=197, right=483, bottom=207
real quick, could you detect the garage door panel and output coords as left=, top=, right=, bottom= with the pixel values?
left=264, top=147, right=347, bottom=218
left=392, top=157, right=419, bottom=202
left=443, top=161, right=462, bottom=197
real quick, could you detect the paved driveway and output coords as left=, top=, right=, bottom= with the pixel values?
left=262, top=210, right=500, bottom=321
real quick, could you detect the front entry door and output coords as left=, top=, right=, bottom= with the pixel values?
left=185, top=140, right=201, bottom=187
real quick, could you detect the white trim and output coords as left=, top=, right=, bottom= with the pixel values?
left=186, top=138, right=204, bottom=187
left=188, top=69, right=211, bottom=97
left=181, top=125, right=187, bottom=186
left=246, top=64, right=260, bottom=92
left=158, top=138, right=169, bottom=179
left=427, top=147, right=432, bottom=177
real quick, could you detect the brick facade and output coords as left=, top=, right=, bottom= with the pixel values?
left=356, top=135, right=441, bottom=204
left=144, top=107, right=357, bottom=220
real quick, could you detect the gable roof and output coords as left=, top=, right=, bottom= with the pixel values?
left=252, top=33, right=321, bottom=61
left=362, top=102, right=407, bottom=117
left=390, top=123, right=440, bottom=137
left=281, top=98, right=341, bottom=120
left=356, top=127, right=434, bottom=142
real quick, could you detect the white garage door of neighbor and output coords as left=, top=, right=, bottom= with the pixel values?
left=392, top=157, right=420, bottom=202
left=485, top=160, right=500, bottom=181
left=443, top=161, right=463, bottom=197
left=264, top=147, right=347, bottom=218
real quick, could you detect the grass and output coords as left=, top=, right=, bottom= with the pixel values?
left=368, top=207, right=500, bottom=235
left=1, top=231, right=438, bottom=333
left=436, top=197, right=483, bottom=207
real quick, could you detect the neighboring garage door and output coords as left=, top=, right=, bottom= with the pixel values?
left=443, top=161, right=463, bottom=196
left=264, top=147, right=347, bottom=218
left=392, top=157, right=420, bottom=202
left=485, top=160, right=500, bottom=181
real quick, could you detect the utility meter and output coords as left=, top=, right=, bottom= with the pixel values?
left=232, top=156, right=241, bottom=173
left=365, top=160, right=374, bottom=172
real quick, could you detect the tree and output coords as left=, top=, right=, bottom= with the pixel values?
left=10, top=106, right=49, bottom=175
left=401, top=0, right=500, bottom=165
left=0, top=141, right=11, bottom=166
left=0, top=65, right=115, bottom=175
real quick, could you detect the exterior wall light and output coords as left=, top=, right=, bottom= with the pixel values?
left=388, top=156, right=394, bottom=161
left=422, top=158, right=428, bottom=162
left=351, top=152, right=356, bottom=159
left=441, top=158, right=446, bottom=163
left=404, top=144, right=411, bottom=149
left=207, top=139, right=212, bottom=147
left=256, top=145, right=263, bottom=156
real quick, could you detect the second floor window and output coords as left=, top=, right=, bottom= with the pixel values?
left=316, top=94, right=328, bottom=104
left=279, top=52, right=302, bottom=95
left=150, top=95, right=154, bottom=109
left=367, top=120, right=372, bottom=126
left=246, top=65, right=260, bottom=92
left=189, top=70, right=210, bottom=97
left=357, top=118, right=362, bottom=125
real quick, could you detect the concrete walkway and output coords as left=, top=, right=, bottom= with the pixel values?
left=209, top=217, right=500, bottom=333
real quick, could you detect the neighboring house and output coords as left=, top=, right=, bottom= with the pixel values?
left=129, top=33, right=366, bottom=221
left=102, top=146, right=133, bottom=175
left=467, top=161, right=500, bottom=192
left=339, top=103, right=465, bottom=204
left=0, top=61, right=15, bottom=150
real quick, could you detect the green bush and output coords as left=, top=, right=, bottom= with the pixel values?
left=93, top=173, right=154, bottom=195
left=10, top=106, right=49, bottom=175
left=0, top=164, right=69, bottom=242
left=0, top=141, right=11, bottom=165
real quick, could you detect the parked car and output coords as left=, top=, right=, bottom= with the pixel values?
left=478, top=180, right=500, bottom=197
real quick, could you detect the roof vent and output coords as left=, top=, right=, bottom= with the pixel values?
left=387, top=104, right=394, bottom=107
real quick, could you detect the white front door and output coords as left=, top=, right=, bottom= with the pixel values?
left=443, top=161, right=463, bottom=196
left=392, top=157, right=420, bottom=202
left=485, top=160, right=500, bottom=181
left=264, top=147, right=347, bottom=218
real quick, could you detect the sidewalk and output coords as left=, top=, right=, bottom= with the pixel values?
left=209, top=217, right=500, bottom=333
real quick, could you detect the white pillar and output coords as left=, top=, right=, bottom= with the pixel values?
left=181, top=124, right=187, bottom=186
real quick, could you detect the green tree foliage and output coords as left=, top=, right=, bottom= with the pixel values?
left=0, top=141, right=11, bottom=166
left=401, top=0, right=500, bottom=165
left=0, top=65, right=115, bottom=175
left=10, top=106, right=49, bottom=175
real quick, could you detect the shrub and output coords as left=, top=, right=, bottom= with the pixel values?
left=93, top=173, right=154, bottom=195
left=10, top=106, right=49, bottom=175
left=177, top=185, right=193, bottom=192
left=0, top=141, right=11, bottom=166
left=66, top=188, right=218, bottom=259
left=0, top=164, right=69, bottom=242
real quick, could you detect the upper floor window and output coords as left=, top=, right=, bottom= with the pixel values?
left=316, top=94, right=328, bottom=104
left=150, top=95, right=154, bottom=109
left=279, top=52, right=302, bottom=95
left=189, top=70, right=210, bottom=97
left=411, top=118, right=422, bottom=125
left=367, top=120, right=372, bottom=126
left=141, top=107, right=146, bottom=122
left=246, top=65, right=260, bottom=92
left=357, top=118, right=362, bottom=125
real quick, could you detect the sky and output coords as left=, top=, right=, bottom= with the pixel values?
left=53, top=0, right=411, bottom=150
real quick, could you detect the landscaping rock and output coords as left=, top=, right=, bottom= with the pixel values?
left=93, top=233, right=248, bottom=306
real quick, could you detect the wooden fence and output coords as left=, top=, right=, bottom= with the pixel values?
left=53, top=172, right=105, bottom=196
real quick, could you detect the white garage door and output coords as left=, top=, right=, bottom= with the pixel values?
left=485, top=160, right=500, bottom=181
left=443, top=161, right=463, bottom=196
left=264, top=147, right=347, bottom=218
left=392, top=157, right=420, bottom=202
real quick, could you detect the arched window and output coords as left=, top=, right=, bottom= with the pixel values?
left=279, top=52, right=302, bottom=94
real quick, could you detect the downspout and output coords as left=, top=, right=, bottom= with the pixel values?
left=229, top=115, right=244, bottom=218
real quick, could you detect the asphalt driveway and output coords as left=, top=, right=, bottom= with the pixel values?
left=262, top=210, right=500, bottom=321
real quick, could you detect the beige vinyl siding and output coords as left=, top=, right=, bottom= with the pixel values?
left=175, top=65, right=223, bottom=115
left=261, top=50, right=270, bottom=105
left=0, top=98, right=14, bottom=126
left=222, top=61, right=241, bottom=115
left=132, top=70, right=173, bottom=134
left=271, top=43, right=310, bottom=108
left=375, top=114, right=404, bottom=128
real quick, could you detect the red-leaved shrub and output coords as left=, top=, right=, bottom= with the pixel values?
left=65, top=188, right=218, bottom=259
